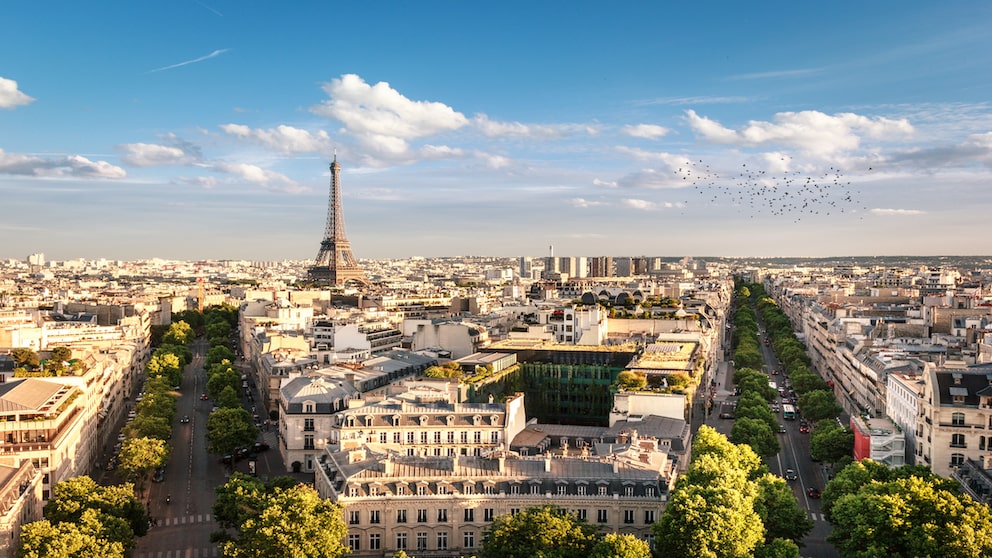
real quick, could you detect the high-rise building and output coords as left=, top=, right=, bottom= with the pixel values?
left=308, top=156, right=369, bottom=287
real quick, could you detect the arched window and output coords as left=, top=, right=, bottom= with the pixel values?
left=951, top=433, right=966, bottom=448
left=951, top=453, right=965, bottom=467
left=952, top=412, right=966, bottom=426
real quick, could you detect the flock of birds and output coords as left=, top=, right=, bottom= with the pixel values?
left=674, top=158, right=871, bottom=222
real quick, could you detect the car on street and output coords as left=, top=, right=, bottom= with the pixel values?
left=180, top=415, right=190, bottom=423
left=785, top=469, right=798, bottom=481
left=807, top=487, right=822, bottom=499
left=253, top=441, right=270, bottom=453
left=799, top=424, right=810, bottom=433
left=152, top=467, right=166, bottom=483
left=778, top=424, right=787, bottom=433
left=200, top=393, right=209, bottom=400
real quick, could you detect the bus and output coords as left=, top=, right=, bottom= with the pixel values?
left=782, top=404, right=797, bottom=420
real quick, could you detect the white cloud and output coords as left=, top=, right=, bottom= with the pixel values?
left=119, top=143, right=190, bottom=166
left=0, top=149, right=125, bottom=178
left=472, top=114, right=583, bottom=138
left=311, top=74, right=468, bottom=155
left=726, top=68, right=823, bottom=81
left=570, top=198, right=605, bottom=208
left=685, top=109, right=914, bottom=156
left=0, top=76, right=34, bottom=109
left=885, top=131, right=992, bottom=168
left=620, top=124, right=669, bottom=140
left=212, top=162, right=304, bottom=193
left=176, top=176, right=219, bottom=189
left=870, top=208, right=925, bottom=216
left=219, top=124, right=332, bottom=154
left=622, top=198, right=677, bottom=211
left=592, top=178, right=618, bottom=188
left=148, top=48, right=230, bottom=73
left=419, top=144, right=466, bottom=159
left=118, top=134, right=203, bottom=167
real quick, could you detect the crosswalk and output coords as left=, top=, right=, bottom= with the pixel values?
left=809, top=511, right=827, bottom=522
left=152, top=513, right=213, bottom=527
left=134, top=548, right=220, bottom=558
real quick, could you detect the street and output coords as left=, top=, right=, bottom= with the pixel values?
left=693, top=320, right=839, bottom=558
left=93, top=338, right=285, bottom=558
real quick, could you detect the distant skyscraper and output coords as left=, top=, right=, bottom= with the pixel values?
left=519, top=256, right=533, bottom=277
left=614, top=257, right=632, bottom=277
left=308, top=156, right=368, bottom=287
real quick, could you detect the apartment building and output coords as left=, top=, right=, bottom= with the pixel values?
left=0, top=378, right=87, bottom=502
left=917, top=363, right=992, bottom=477
left=313, top=389, right=671, bottom=557
left=0, top=461, right=44, bottom=558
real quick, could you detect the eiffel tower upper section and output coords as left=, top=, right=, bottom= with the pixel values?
left=307, top=156, right=369, bottom=287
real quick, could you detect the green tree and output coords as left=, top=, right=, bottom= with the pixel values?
left=481, top=505, right=597, bottom=558
left=11, top=347, right=40, bottom=369
left=117, top=437, right=169, bottom=491
left=829, top=475, right=992, bottom=557
left=146, top=353, right=181, bottom=383
left=754, top=538, right=801, bottom=558
left=50, top=346, right=72, bottom=364
left=217, top=385, right=241, bottom=409
left=424, top=361, right=464, bottom=379
left=797, top=390, right=842, bottom=422
left=162, top=320, right=194, bottom=346
left=206, top=345, right=235, bottom=368
left=207, top=367, right=241, bottom=400
left=691, top=425, right=766, bottom=480
left=43, top=476, right=148, bottom=538
left=589, top=532, right=651, bottom=558
left=213, top=473, right=269, bottom=529
left=810, top=420, right=854, bottom=463
left=616, top=370, right=647, bottom=391
left=653, top=475, right=764, bottom=558
left=206, top=407, right=258, bottom=457
left=217, top=482, right=348, bottom=558
left=125, top=414, right=172, bottom=441
left=667, top=372, right=691, bottom=390
left=730, top=417, right=780, bottom=457
left=753, top=474, right=813, bottom=543
left=18, top=511, right=126, bottom=558
left=789, top=371, right=828, bottom=395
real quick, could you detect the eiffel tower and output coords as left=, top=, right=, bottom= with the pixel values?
left=307, top=155, right=369, bottom=286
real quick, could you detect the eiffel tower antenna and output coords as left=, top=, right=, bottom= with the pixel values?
left=307, top=157, right=368, bottom=286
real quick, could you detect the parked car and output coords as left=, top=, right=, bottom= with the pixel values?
left=200, top=393, right=209, bottom=400
left=180, top=415, right=190, bottom=424
left=253, top=441, right=270, bottom=453
left=785, top=469, right=798, bottom=481
left=152, top=467, right=165, bottom=483
left=799, top=424, right=810, bottom=433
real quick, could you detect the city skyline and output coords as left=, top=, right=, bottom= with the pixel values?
left=2, top=2, right=991, bottom=261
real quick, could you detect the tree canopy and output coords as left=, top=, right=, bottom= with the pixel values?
left=213, top=475, right=348, bottom=558
left=481, top=504, right=598, bottom=558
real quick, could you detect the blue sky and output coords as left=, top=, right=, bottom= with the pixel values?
left=2, top=2, right=991, bottom=261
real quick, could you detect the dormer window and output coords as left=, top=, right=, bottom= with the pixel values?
left=420, top=415, right=429, bottom=426
left=365, top=415, right=374, bottom=427
left=392, top=415, right=401, bottom=427
left=304, top=400, right=315, bottom=414
left=490, top=415, right=500, bottom=426
left=447, top=415, right=455, bottom=426
left=473, top=415, right=482, bottom=426
left=953, top=373, right=963, bottom=385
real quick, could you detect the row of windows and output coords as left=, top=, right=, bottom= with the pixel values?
left=345, top=414, right=501, bottom=428
left=948, top=433, right=990, bottom=449
left=348, top=507, right=656, bottom=525
left=348, top=531, right=470, bottom=552
left=348, top=482, right=657, bottom=498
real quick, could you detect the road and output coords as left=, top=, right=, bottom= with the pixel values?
left=694, top=315, right=839, bottom=558
left=93, top=338, right=286, bottom=558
